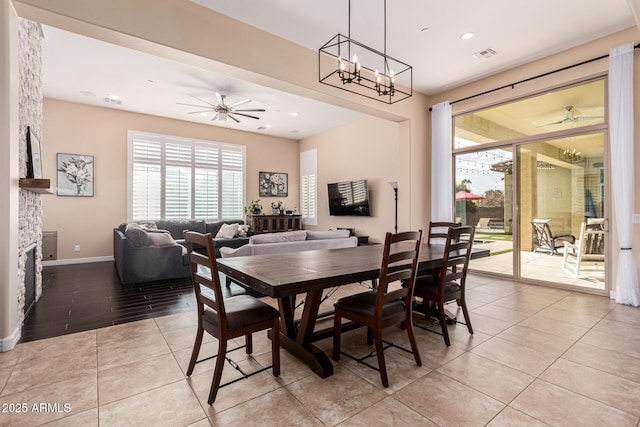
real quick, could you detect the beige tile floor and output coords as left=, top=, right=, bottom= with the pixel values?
left=1, top=275, right=639, bottom=426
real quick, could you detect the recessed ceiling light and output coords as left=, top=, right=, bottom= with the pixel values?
left=106, top=94, right=120, bottom=100
left=461, top=32, right=474, bottom=40
left=291, top=112, right=299, bottom=117
left=265, top=124, right=272, bottom=129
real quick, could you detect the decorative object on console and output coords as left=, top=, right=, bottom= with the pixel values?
left=271, top=200, right=284, bottom=214
left=388, top=181, right=398, bottom=233
left=259, top=172, right=288, bottom=197
left=245, top=199, right=263, bottom=216
left=57, top=153, right=94, bottom=197
left=318, top=0, right=412, bottom=104
left=26, top=126, right=43, bottom=179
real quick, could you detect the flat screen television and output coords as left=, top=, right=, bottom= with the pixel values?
left=327, top=179, right=370, bottom=216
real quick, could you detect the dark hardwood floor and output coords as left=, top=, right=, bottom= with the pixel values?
left=20, top=261, right=251, bottom=343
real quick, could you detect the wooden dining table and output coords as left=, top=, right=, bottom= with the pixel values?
left=216, top=243, right=489, bottom=378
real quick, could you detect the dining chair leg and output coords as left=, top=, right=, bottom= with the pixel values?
left=271, top=319, right=280, bottom=377
left=437, top=301, right=451, bottom=347
left=366, top=327, right=374, bottom=346
left=208, top=339, right=228, bottom=405
left=374, top=329, right=389, bottom=387
left=332, top=311, right=342, bottom=361
left=245, top=334, right=253, bottom=355
left=186, top=326, right=204, bottom=376
left=460, top=298, right=474, bottom=335
left=405, top=317, right=422, bottom=367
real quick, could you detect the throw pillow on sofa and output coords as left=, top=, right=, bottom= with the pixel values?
left=216, top=223, right=239, bottom=239
left=124, top=222, right=152, bottom=247
left=236, top=224, right=250, bottom=237
left=147, top=232, right=175, bottom=246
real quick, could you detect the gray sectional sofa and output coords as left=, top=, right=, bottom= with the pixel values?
left=113, top=219, right=249, bottom=285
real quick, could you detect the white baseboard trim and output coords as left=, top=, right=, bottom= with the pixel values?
left=43, top=256, right=114, bottom=266
left=610, top=290, right=616, bottom=300
left=0, top=326, right=21, bottom=352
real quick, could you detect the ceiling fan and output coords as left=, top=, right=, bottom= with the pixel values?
left=536, top=105, right=603, bottom=127
left=177, top=93, right=265, bottom=122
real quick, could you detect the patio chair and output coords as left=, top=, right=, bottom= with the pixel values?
left=476, top=218, right=491, bottom=232
left=562, top=222, right=605, bottom=276
left=531, top=219, right=575, bottom=255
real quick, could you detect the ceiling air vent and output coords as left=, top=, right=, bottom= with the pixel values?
left=473, top=48, right=497, bottom=59
left=103, top=97, right=122, bottom=105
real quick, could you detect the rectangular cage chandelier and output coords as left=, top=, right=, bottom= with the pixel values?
left=318, top=0, right=412, bottom=104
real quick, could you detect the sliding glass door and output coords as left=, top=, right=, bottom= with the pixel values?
left=453, top=78, right=608, bottom=292
left=517, top=133, right=606, bottom=290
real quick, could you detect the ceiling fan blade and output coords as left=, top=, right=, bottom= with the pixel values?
left=229, top=98, right=251, bottom=108
left=216, top=92, right=224, bottom=105
left=189, top=94, right=217, bottom=108
left=228, top=114, right=240, bottom=123
left=176, top=102, right=211, bottom=108
left=233, top=109, right=266, bottom=112
left=233, top=112, right=261, bottom=120
left=187, top=109, right=215, bottom=114
left=575, top=115, right=604, bottom=121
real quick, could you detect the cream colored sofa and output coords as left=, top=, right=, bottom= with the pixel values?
left=219, top=229, right=358, bottom=258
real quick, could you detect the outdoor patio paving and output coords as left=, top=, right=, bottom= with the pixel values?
left=471, top=240, right=605, bottom=292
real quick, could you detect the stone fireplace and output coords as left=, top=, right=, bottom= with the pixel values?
left=16, top=19, right=44, bottom=327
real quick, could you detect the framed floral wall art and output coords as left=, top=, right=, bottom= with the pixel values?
left=57, top=153, right=94, bottom=197
left=259, top=171, right=288, bottom=197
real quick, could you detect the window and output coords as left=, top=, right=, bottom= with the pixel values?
left=300, top=149, right=317, bottom=225
left=128, top=131, right=245, bottom=221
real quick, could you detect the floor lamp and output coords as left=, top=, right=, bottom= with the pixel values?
left=388, top=181, right=398, bottom=233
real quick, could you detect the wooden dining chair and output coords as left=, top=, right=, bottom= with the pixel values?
left=428, top=221, right=462, bottom=243
left=332, top=230, right=423, bottom=387
left=184, top=231, right=280, bottom=404
left=413, top=225, right=475, bottom=346
left=424, top=221, right=462, bottom=273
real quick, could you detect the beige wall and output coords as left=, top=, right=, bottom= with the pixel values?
left=14, top=0, right=432, bottom=237
left=42, top=98, right=299, bottom=259
left=300, top=116, right=400, bottom=242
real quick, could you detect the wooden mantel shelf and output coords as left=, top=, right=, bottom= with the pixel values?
left=19, top=178, right=53, bottom=194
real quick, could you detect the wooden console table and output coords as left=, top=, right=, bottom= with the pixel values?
left=252, top=214, right=302, bottom=233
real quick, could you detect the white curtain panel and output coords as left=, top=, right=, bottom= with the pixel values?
left=609, top=43, right=640, bottom=306
left=431, top=102, right=453, bottom=221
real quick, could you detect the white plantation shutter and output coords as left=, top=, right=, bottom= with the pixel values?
left=130, top=134, right=162, bottom=221
left=194, top=144, right=219, bottom=219
left=220, top=145, right=244, bottom=218
left=300, top=149, right=317, bottom=225
left=128, top=131, right=245, bottom=221
left=165, top=139, right=193, bottom=219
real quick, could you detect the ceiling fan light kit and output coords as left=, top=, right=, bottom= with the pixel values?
left=318, top=0, right=412, bottom=104
left=177, top=93, right=265, bottom=123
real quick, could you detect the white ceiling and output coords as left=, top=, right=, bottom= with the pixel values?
left=42, top=1, right=636, bottom=139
